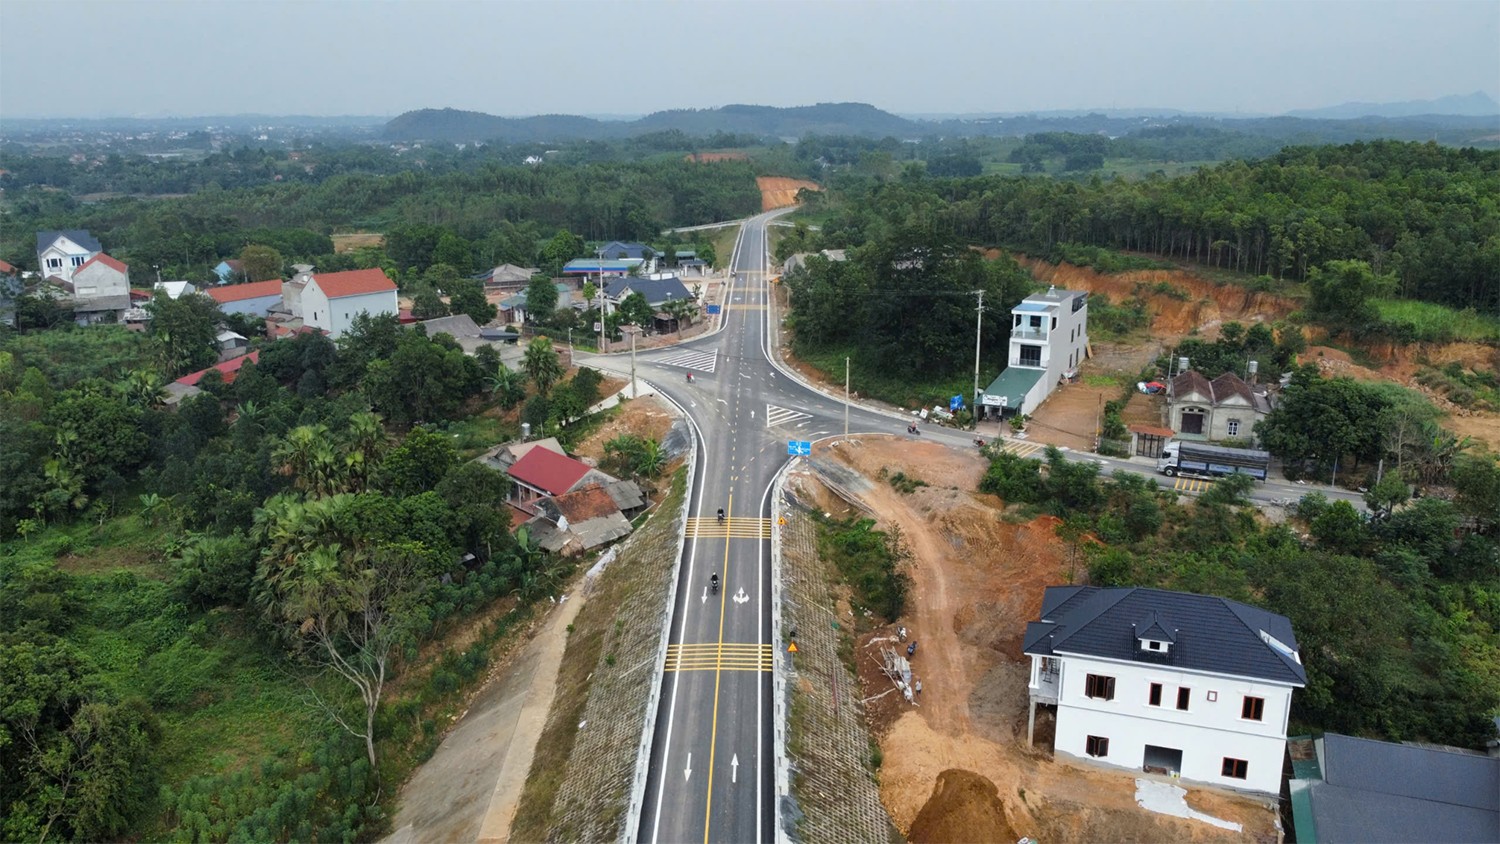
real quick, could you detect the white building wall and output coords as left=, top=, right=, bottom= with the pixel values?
left=71, top=263, right=128, bottom=301
left=301, top=283, right=332, bottom=334
left=1008, top=293, right=1090, bottom=414
left=38, top=237, right=100, bottom=284
left=1046, top=653, right=1294, bottom=795
left=327, top=290, right=396, bottom=337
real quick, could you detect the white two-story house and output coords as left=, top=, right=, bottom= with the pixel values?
left=980, top=286, right=1089, bottom=419
left=1023, top=585, right=1305, bottom=795
left=36, top=230, right=103, bottom=284
left=297, top=268, right=398, bottom=339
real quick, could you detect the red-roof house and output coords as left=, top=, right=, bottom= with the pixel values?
left=507, top=446, right=593, bottom=499
left=302, top=269, right=398, bottom=339
left=175, top=350, right=261, bottom=387
left=207, top=279, right=284, bottom=317
left=0, top=259, right=16, bottom=276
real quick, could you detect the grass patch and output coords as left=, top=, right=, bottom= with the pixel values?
left=814, top=516, right=911, bottom=624
left=1416, top=362, right=1500, bottom=411
left=436, top=412, right=517, bottom=460
left=794, top=343, right=988, bottom=413
left=879, top=467, right=928, bottom=494
left=1373, top=299, right=1500, bottom=344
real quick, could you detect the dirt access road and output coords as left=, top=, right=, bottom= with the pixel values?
left=804, top=436, right=1279, bottom=843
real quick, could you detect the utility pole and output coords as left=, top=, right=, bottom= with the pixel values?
left=972, top=290, right=984, bottom=430
left=629, top=327, right=638, bottom=399
left=844, top=356, right=850, bottom=438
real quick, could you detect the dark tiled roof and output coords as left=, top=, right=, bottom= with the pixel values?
left=604, top=276, right=692, bottom=305
left=1023, top=586, right=1307, bottom=686
left=598, top=241, right=651, bottom=260
left=1171, top=370, right=1213, bottom=402
left=1300, top=733, right=1499, bottom=843
left=37, top=229, right=102, bottom=254
left=1210, top=372, right=1254, bottom=405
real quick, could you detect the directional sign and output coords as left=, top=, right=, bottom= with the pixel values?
left=787, top=641, right=798, bottom=653
left=787, top=440, right=811, bottom=456
left=706, top=304, right=721, bottom=314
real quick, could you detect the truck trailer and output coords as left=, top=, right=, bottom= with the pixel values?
left=1156, top=441, right=1270, bottom=481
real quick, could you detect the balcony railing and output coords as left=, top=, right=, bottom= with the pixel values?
left=1011, top=326, right=1049, bottom=341
left=1011, top=357, right=1044, bottom=369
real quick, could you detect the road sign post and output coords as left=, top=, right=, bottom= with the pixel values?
left=786, top=440, right=811, bottom=456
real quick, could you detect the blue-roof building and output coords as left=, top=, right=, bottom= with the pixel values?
left=598, top=241, right=653, bottom=261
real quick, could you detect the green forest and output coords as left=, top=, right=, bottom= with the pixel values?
left=790, top=139, right=1499, bottom=313
left=0, top=308, right=653, bottom=840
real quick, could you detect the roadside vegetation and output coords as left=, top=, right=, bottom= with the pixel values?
left=0, top=310, right=606, bottom=840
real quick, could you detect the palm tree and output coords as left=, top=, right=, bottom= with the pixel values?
left=272, top=425, right=345, bottom=496
left=486, top=363, right=527, bottom=410
left=664, top=298, right=697, bottom=338
left=634, top=437, right=666, bottom=478
left=120, top=369, right=168, bottom=409
left=522, top=338, right=564, bottom=397
left=341, top=411, right=388, bottom=492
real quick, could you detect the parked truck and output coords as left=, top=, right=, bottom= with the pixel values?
left=1156, top=441, right=1270, bottom=481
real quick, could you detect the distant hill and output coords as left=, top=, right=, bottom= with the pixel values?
left=1286, top=92, right=1500, bottom=119
left=382, top=102, right=1500, bottom=149
left=383, top=103, right=922, bottom=143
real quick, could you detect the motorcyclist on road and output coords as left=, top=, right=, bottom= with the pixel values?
left=717, top=508, right=725, bottom=523
left=710, top=572, right=719, bottom=593
left=687, top=372, right=694, bottom=383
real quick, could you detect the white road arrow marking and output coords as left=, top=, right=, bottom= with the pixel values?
left=731, top=753, right=739, bottom=783
left=733, top=588, right=749, bottom=605
left=701, top=587, right=708, bottom=604
left=685, top=753, right=693, bottom=781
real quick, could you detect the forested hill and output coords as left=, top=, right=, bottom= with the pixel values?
left=383, top=103, right=920, bottom=142
left=386, top=103, right=1500, bottom=147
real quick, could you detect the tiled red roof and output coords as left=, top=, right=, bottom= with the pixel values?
left=507, top=446, right=591, bottom=497
left=77, top=253, right=128, bottom=275
left=0, top=259, right=15, bottom=275
left=129, top=288, right=153, bottom=301
left=175, top=350, right=260, bottom=387
left=207, top=279, right=283, bottom=303
left=311, top=268, right=396, bottom=299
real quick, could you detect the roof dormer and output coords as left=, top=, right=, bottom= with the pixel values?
left=1133, top=611, right=1177, bottom=658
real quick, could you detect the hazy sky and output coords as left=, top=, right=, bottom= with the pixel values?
left=2, top=0, right=1496, bottom=118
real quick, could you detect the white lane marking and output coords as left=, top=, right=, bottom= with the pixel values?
left=655, top=348, right=719, bottom=373
left=702, top=586, right=708, bottom=604
left=732, top=753, right=739, bottom=784
left=734, top=588, right=749, bottom=605
left=765, top=404, right=813, bottom=428
left=685, top=753, right=693, bottom=781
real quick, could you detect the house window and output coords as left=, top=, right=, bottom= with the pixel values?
left=1084, top=674, right=1116, bottom=701
left=72, top=256, right=86, bottom=267
left=1207, top=690, right=1218, bottom=702
left=1086, top=735, right=1110, bottom=757
left=1227, top=418, right=1241, bottom=437
left=1147, top=640, right=1161, bottom=651
left=1180, top=407, right=1205, bottom=435
left=1148, top=682, right=1162, bottom=706
left=48, top=257, right=62, bottom=269
left=1051, top=317, right=1057, bottom=330
left=1176, top=687, right=1190, bottom=710
left=1242, top=696, right=1265, bottom=721
left=1222, top=758, right=1248, bottom=779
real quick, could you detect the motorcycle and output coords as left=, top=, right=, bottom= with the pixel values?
left=710, top=574, right=719, bottom=594
left=906, top=423, right=921, bottom=435
left=717, top=508, right=725, bottom=523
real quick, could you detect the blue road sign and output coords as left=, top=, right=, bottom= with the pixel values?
left=706, top=304, right=721, bottom=314
left=950, top=394, right=965, bottom=411
left=787, top=440, right=811, bottom=456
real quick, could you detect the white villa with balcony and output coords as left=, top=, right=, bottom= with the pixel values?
left=979, top=286, right=1089, bottom=419
left=1023, top=586, right=1306, bottom=796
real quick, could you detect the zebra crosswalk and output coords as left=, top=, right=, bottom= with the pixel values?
left=664, top=642, right=774, bottom=673
left=654, top=348, right=718, bottom=373
left=685, top=517, right=773, bottom=539
left=765, top=404, right=812, bottom=428
left=999, top=440, right=1045, bottom=459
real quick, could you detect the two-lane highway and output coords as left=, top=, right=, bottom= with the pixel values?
left=599, top=207, right=1368, bottom=844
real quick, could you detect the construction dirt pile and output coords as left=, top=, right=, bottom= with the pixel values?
left=811, top=436, right=1281, bottom=843
left=757, top=176, right=821, bottom=211
left=908, top=769, right=1018, bottom=844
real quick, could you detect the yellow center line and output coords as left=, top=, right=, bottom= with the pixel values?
left=703, top=492, right=732, bottom=843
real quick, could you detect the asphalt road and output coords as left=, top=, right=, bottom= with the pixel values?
left=589, top=209, right=1367, bottom=844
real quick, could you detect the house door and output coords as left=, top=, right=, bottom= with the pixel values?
left=1179, top=408, right=1205, bottom=435
left=1143, top=744, right=1183, bottom=776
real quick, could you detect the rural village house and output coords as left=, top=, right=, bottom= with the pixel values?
left=1166, top=370, right=1272, bottom=443
left=980, top=286, right=1090, bottom=419
left=206, top=279, right=285, bottom=317
left=1023, top=585, right=1305, bottom=796
left=36, top=229, right=102, bottom=284
left=278, top=268, right=398, bottom=339
left=70, top=253, right=132, bottom=325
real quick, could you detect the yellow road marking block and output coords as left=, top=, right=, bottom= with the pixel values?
left=684, top=517, right=773, bottom=539
left=1173, top=477, right=1211, bottom=493
left=665, top=642, right=775, bottom=673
